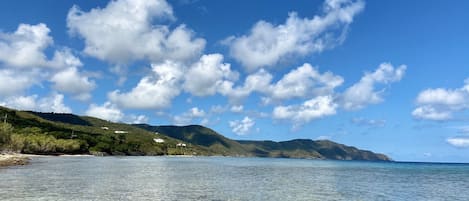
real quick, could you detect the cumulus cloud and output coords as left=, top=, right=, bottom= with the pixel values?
left=109, top=60, right=183, bottom=109
left=412, top=78, right=469, bottom=121
left=48, top=50, right=95, bottom=101
left=341, top=63, right=406, bottom=110
left=37, top=93, right=73, bottom=113
left=0, top=23, right=96, bottom=100
left=229, top=116, right=255, bottom=135
left=230, top=105, right=244, bottom=113
left=224, top=0, right=364, bottom=70
left=85, top=102, right=124, bottom=122
left=183, top=54, right=238, bottom=96
left=51, top=67, right=96, bottom=101
left=273, top=96, right=337, bottom=126
left=172, top=107, right=206, bottom=125
left=268, top=63, right=343, bottom=100
left=0, top=24, right=50, bottom=96
left=219, top=69, right=272, bottom=103
left=447, top=137, right=469, bottom=148
left=220, top=63, right=343, bottom=104
left=0, top=93, right=72, bottom=113
left=127, top=114, right=149, bottom=124
left=0, top=69, right=40, bottom=97
left=67, top=0, right=205, bottom=65
left=412, top=106, right=452, bottom=121
left=0, top=23, right=52, bottom=68
left=0, top=95, right=38, bottom=111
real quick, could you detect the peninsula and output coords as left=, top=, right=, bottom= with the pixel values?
left=0, top=106, right=390, bottom=161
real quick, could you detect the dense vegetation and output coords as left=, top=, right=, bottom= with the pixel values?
left=0, top=106, right=198, bottom=156
left=136, top=124, right=391, bottom=161
left=0, top=106, right=390, bottom=161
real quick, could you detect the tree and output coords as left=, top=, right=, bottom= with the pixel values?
left=0, top=123, right=13, bottom=145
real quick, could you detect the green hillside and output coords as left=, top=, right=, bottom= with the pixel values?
left=238, top=139, right=390, bottom=160
left=135, top=124, right=250, bottom=156
left=0, top=106, right=205, bottom=156
left=0, top=106, right=391, bottom=161
left=136, top=124, right=391, bottom=161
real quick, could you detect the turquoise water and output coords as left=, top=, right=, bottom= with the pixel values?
left=1, top=156, right=469, bottom=201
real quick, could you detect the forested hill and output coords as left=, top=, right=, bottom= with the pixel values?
left=0, top=106, right=390, bottom=161
left=135, top=124, right=391, bottom=161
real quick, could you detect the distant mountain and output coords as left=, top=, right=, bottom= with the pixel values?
left=238, top=139, right=390, bottom=161
left=0, top=106, right=390, bottom=161
left=135, top=124, right=391, bottom=161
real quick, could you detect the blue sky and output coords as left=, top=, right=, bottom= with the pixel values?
left=1, top=0, right=469, bottom=162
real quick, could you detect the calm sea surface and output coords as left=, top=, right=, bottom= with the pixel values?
left=1, top=156, right=469, bottom=201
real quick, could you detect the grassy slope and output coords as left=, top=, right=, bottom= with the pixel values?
left=0, top=106, right=390, bottom=160
left=135, top=124, right=250, bottom=156
left=238, top=139, right=390, bottom=161
left=0, top=106, right=207, bottom=155
left=135, top=124, right=391, bottom=161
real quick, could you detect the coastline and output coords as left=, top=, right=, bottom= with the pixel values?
left=0, top=153, right=95, bottom=167
left=0, top=154, right=30, bottom=167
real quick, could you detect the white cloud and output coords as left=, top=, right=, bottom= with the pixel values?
left=48, top=49, right=96, bottom=101
left=127, top=114, right=149, bottom=124
left=416, top=88, right=467, bottom=108
left=172, top=107, right=206, bottom=125
left=1, top=93, right=72, bottom=113
left=219, top=69, right=273, bottom=103
left=412, top=106, right=452, bottom=121
left=183, top=54, right=238, bottom=96
left=51, top=67, right=96, bottom=101
left=268, top=63, right=343, bottom=100
left=0, top=23, right=52, bottom=68
left=0, top=24, right=51, bottom=96
left=0, top=69, right=40, bottom=97
left=229, top=116, right=255, bottom=135
left=0, top=95, right=38, bottom=111
left=218, top=63, right=343, bottom=104
left=230, top=105, right=244, bottom=113
left=85, top=102, right=124, bottom=122
left=412, top=78, right=469, bottom=121
left=273, top=95, right=337, bottom=126
left=109, top=60, right=183, bottom=109
left=189, top=107, right=205, bottom=117
left=341, top=63, right=406, bottom=110
left=37, top=93, right=72, bottom=113
left=67, top=0, right=205, bottom=65
left=0, top=24, right=96, bottom=100
left=447, top=137, right=469, bottom=148
left=224, top=0, right=364, bottom=70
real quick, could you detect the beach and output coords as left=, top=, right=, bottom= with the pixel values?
left=0, top=154, right=30, bottom=167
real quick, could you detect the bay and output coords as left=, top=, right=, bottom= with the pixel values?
left=1, top=156, right=469, bottom=201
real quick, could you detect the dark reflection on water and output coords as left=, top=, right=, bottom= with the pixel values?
left=1, top=156, right=469, bottom=201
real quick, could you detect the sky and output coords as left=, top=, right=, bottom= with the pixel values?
left=0, top=0, right=469, bottom=162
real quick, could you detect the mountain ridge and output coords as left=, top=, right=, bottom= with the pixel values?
left=135, top=124, right=391, bottom=161
left=0, top=106, right=390, bottom=161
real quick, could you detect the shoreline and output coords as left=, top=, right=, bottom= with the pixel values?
left=0, top=153, right=30, bottom=167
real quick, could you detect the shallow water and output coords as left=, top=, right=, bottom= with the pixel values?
left=1, top=156, right=468, bottom=201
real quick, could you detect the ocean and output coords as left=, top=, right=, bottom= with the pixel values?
left=1, top=156, right=468, bottom=201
